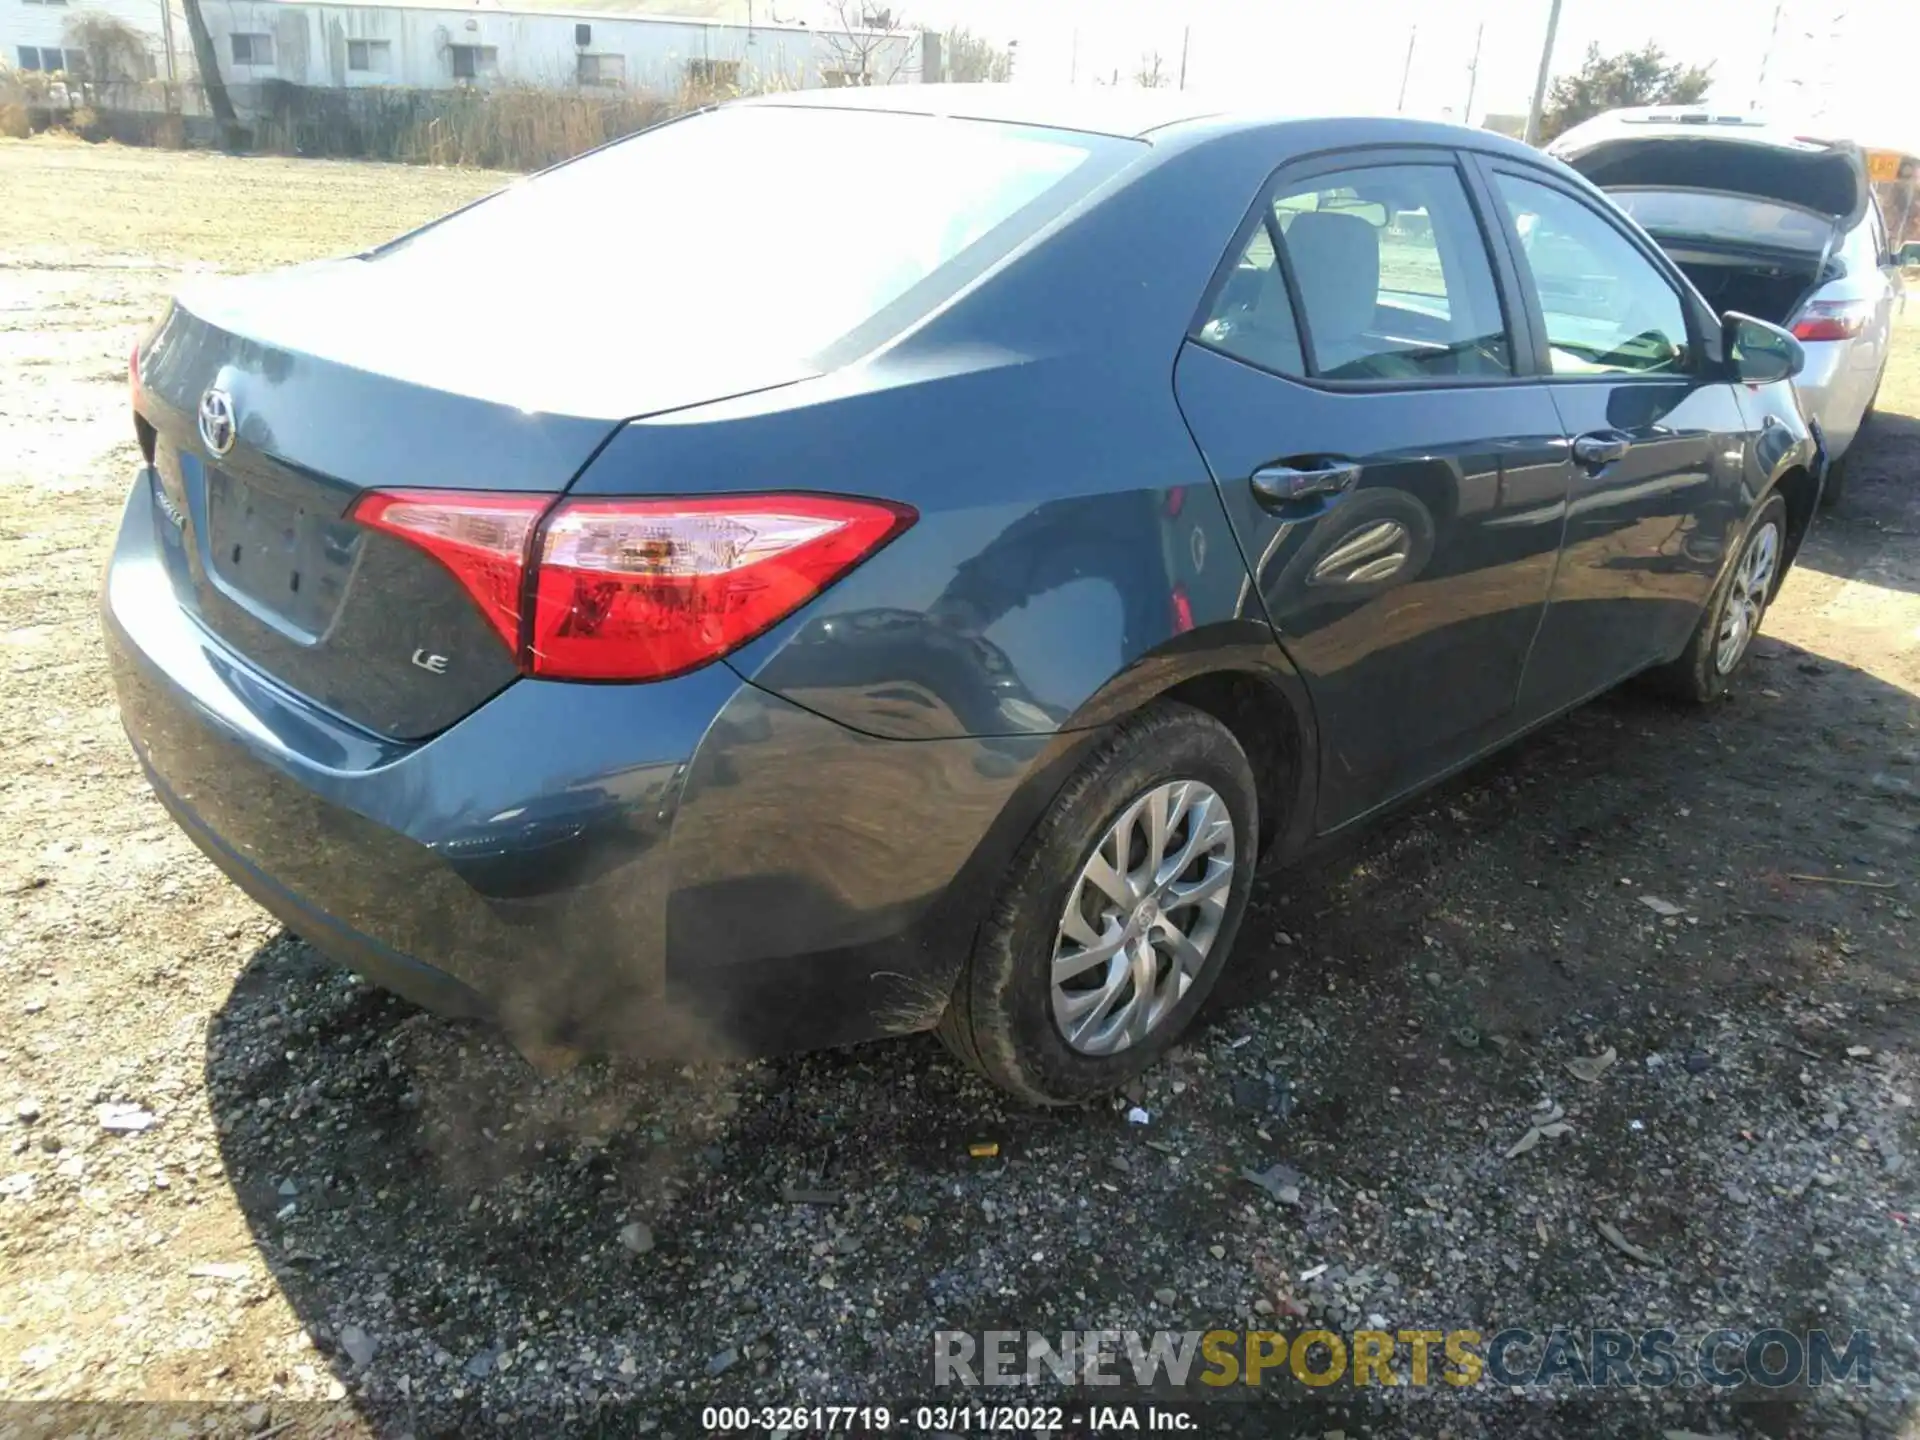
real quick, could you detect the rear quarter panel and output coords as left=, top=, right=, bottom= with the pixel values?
left=569, top=122, right=1373, bottom=744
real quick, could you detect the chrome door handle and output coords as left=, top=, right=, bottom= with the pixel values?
left=1572, top=430, right=1633, bottom=471
left=1250, top=459, right=1361, bottom=514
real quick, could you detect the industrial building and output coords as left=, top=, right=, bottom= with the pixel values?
left=197, top=0, right=919, bottom=94
left=5, top=0, right=920, bottom=95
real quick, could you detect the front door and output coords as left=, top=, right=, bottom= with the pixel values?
left=1478, top=165, right=1751, bottom=720
left=1174, top=151, right=1575, bottom=832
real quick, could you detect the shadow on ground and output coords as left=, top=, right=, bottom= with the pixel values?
left=202, top=625, right=1917, bottom=1437
left=1791, top=410, right=1920, bottom=597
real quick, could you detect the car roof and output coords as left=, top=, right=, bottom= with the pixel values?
left=735, top=84, right=1227, bottom=137
left=737, top=83, right=1548, bottom=156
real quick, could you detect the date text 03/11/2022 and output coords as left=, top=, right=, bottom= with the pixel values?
left=698, top=1405, right=1196, bottom=1431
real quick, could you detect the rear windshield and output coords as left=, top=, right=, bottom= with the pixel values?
left=1610, top=189, right=1834, bottom=254
left=377, top=105, right=1117, bottom=361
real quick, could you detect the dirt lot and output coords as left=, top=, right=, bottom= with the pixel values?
left=1, top=138, right=1917, bottom=1439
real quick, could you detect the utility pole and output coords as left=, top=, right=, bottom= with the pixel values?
left=1523, top=0, right=1564, bottom=145
left=1754, top=1, right=1783, bottom=108
left=1178, top=25, right=1190, bottom=90
left=1397, top=25, right=1416, bottom=112
left=1462, top=22, right=1483, bottom=128
left=158, top=0, right=177, bottom=81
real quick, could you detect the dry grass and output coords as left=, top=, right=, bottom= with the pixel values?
left=0, top=137, right=504, bottom=267
left=290, top=83, right=684, bottom=171
left=1874, top=295, right=1920, bottom=417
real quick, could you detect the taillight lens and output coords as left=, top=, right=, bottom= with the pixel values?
left=352, top=490, right=550, bottom=652
left=350, top=490, right=914, bottom=682
left=1790, top=300, right=1871, bottom=342
left=530, top=495, right=915, bottom=680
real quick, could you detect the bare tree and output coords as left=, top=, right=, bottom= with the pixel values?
left=818, top=0, right=914, bottom=84
left=942, top=26, right=1011, bottom=83
left=64, top=12, right=152, bottom=84
left=1133, top=50, right=1169, bottom=89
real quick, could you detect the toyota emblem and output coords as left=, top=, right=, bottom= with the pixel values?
left=197, top=387, right=236, bottom=458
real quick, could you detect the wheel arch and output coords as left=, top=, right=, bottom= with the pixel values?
left=1767, top=463, right=1819, bottom=581
left=1057, top=620, right=1320, bottom=863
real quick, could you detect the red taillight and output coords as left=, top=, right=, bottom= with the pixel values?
left=350, top=490, right=915, bottom=682
left=529, top=494, right=915, bottom=680
left=351, top=490, right=550, bottom=652
left=1790, top=300, right=1871, bottom=342
left=129, top=342, right=140, bottom=398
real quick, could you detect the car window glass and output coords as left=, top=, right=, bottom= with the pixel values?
left=1196, top=162, right=1511, bottom=382
left=1195, top=224, right=1308, bottom=375
left=379, top=107, right=1109, bottom=366
left=1609, top=190, right=1832, bottom=254
left=1496, top=174, right=1692, bottom=378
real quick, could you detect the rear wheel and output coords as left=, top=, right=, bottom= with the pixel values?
left=1645, top=494, right=1788, bottom=705
left=938, top=702, right=1258, bottom=1105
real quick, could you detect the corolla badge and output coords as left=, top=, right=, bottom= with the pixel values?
left=197, top=387, right=237, bottom=458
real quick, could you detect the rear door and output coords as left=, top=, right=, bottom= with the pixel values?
left=1474, top=162, right=1752, bottom=720
left=1173, top=148, right=1576, bottom=832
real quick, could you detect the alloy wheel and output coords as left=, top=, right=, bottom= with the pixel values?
left=1051, top=780, right=1236, bottom=1055
left=1714, top=519, right=1780, bottom=676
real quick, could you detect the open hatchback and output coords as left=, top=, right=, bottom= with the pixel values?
left=1552, top=107, right=1894, bottom=480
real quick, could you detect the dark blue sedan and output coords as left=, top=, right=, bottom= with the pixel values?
left=105, top=88, right=1821, bottom=1102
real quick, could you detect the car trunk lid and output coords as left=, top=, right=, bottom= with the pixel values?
left=133, top=272, right=814, bottom=742
left=1552, top=125, right=1869, bottom=229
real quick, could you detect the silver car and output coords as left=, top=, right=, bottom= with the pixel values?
left=1552, top=108, right=1898, bottom=504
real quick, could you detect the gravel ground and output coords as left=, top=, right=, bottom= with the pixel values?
left=1, top=138, right=1917, bottom=1440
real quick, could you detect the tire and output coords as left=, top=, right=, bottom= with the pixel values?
left=1644, top=493, right=1789, bottom=705
left=937, top=701, right=1259, bottom=1105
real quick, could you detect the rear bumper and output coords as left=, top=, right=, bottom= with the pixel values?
left=104, top=472, right=1058, bottom=1058
left=143, top=764, right=494, bottom=1022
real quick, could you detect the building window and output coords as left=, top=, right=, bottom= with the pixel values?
left=449, top=43, right=496, bottom=80
left=685, top=58, right=739, bottom=87
left=15, top=46, right=83, bottom=71
left=230, top=33, right=274, bottom=65
left=347, top=38, right=391, bottom=73
left=576, top=52, right=624, bottom=87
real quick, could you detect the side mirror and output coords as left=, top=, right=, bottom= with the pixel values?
left=1723, top=311, right=1804, bottom=384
